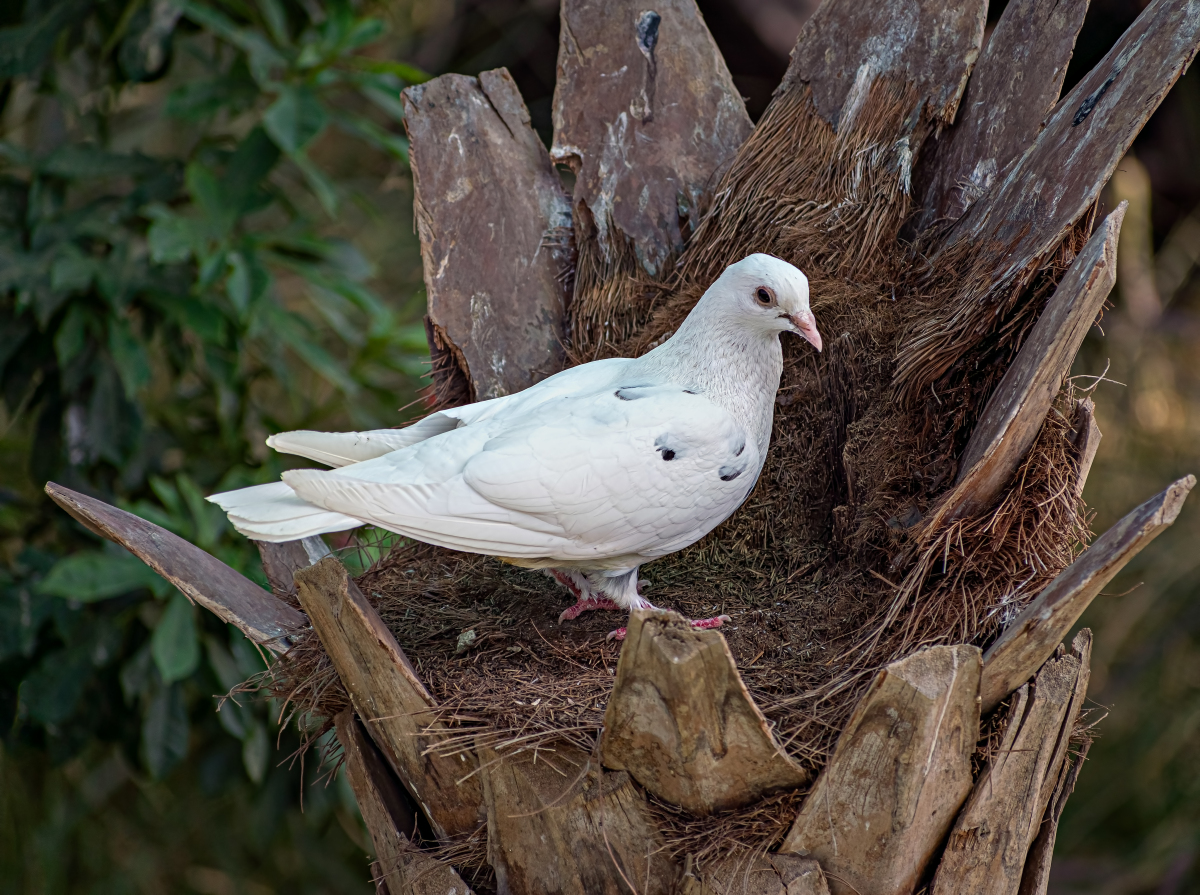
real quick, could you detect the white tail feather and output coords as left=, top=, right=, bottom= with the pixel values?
left=207, top=480, right=363, bottom=542
left=265, top=416, right=462, bottom=468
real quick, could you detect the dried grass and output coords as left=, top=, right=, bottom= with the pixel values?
left=266, top=76, right=1099, bottom=879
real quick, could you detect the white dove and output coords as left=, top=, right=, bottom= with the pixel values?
left=209, top=253, right=821, bottom=639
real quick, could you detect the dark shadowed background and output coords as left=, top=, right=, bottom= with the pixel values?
left=1, top=1, right=1198, bottom=893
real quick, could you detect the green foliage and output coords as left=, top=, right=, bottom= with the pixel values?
left=0, top=0, right=430, bottom=889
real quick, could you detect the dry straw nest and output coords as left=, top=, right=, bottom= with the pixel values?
left=265, top=0, right=1170, bottom=881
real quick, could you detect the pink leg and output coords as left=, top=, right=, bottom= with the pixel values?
left=606, top=614, right=732, bottom=642
left=547, top=570, right=623, bottom=623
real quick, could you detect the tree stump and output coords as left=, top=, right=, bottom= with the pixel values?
left=46, top=0, right=1200, bottom=892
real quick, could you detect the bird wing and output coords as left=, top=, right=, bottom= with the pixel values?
left=263, top=358, right=632, bottom=468
left=281, top=383, right=757, bottom=561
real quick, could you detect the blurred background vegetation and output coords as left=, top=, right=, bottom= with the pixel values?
left=0, top=1, right=1197, bottom=893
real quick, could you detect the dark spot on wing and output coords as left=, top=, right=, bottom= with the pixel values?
left=735, top=442, right=745, bottom=457
left=683, top=389, right=696, bottom=395
left=615, top=389, right=633, bottom=401
left=654, top=433, right=681, bottom=461
left=661, top=449, right=676, bottom=461
left=719, top=467, right=742, bottom=481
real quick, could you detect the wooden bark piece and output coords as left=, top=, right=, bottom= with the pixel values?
left=293, top=557, right=483, bottom=841
left=781, top=0, right=986, bottom=127
left=931, top=631, right=1091, bottom=895
left=255, top=536, right=330, bottom=603
left=335, top=710, right=473, bottom=895
left=480, top=743, right=678, bottom=895
left=403, top=68, right=571, bottom=403
left=980, top=477, right=1193, bottom=713
left=939, top=205, right=1124, bottom=524
left=941, top=0, right=1200, bottom=282
left=1070, top=398, right=1102, bottom=500
left=680, top=855, right=830, bottom=895
left=552, top=0, right=751, bottom=277
left=44, top=482, right=303, bottom=652
left=600, top=609, right=808, bottom=813
left=914, top=0, right=1089, bottom=229
left=780, top=645, right=982, bottom=895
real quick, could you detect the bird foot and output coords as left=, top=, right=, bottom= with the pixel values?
left=606, top=614, right=731, bottom=642
left=558, top=596, right=623, bottom=623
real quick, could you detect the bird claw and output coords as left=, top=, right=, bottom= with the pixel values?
left=558, top=596, right=622, bottom=623
left=606, top=614, right=729, bottom=642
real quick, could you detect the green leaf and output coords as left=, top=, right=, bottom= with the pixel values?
left=146, top=209, right=199, bottom=263
left=19, top=646, right=92, bottom=725
left=108, top=316, right=152, bottom=399
left=350, top=56, right=431, bottom=85
left=256, top=0, right=290, bottom=46
left=176, top=473, right=226, bottom=550
left=223, top=127, right=280, bottom=216
left=290, top=151, right=337, bottom=215
left=263, top=85, right=328, bottom=153
left=41, top=145, right=160, bottom=179
left=332, top=111, right=408, bottom=162
left=225, top=250, right=271, bottom=316
left=142, top=682, right=190, bottom=778
left=54, top=304, right=90, bottom=368
left=186, top=162, right=235, bottom=237
left=177, top=0, right=287, bottom=85
left=242, top=720, right=269, bottom=783
left=0, top=0, right=88, bottom=78
left=258, top=302, right=358, bottom=394
left=0, top=582, right=56, bottom=662
left=151, top=591, right=200, bottom=684
left=39, top=550, right=161, bottom=602
left=50, top=251, right=95, bottom=294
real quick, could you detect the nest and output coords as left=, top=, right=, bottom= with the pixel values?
left=271, top=78, right=1096, bottom=874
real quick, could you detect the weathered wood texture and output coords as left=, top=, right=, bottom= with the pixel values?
left=1019, top=718, right=1094, bottom=893
left=938, top=205, right=1124, bottom=524
left=780, top=645, right=982, bottom=895
left=913, top=0, right=1089, bottom=229
left=551, top=0, right=750, bottom=277
left=932, top=631, right=1091, bottom=895
left=939, top=0, right=1200, bottom=281
left=255, top=536, right=330, bottom=603
left=680, top=854, right=830, bottom=895
left=403, top=67, right=572, bottom=404
left=44, top=482, right=303, bottom=652
left=600, top=609, right=808, bottom=813
left=781, top=0, right=986, bottom=127
left=293, top=557, right=483, bottom=842
left=480, top=743, right=678, bottom=895
left=981, top=477, right=1193, bottom=713
left=335, top=710, right=473, bottom=895
left=1070, top=398, right=1102, bottom=500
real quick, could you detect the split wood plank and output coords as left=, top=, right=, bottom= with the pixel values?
left=939, top=0, right=1200, bottom=283
left=551, top=0, right=751, bottom=277
left=293, top=557, right=484, bottom=842
left=403, top=67, right=572, bottom=404
left=1070, top=398, right=1102, bottom=501
left=335, top=710, right=473, bottom=895
left=931, top=631, right=1091, bottom=895
left=913, top=0, right=1089, bottom=229
left=938, top=205, right=1124, bottom=524
left=980, top=477, right=1193, bottom=714
left=679, top=855, right=830, bottom=895
left=44, top=482, right=303, bottom=653
left=1019, top=716, right=1094, bottom=891
left=255, top=536, right=330, bottom=603
left=600, top=609, right=808, bottom=814
left=780, top=0, right=986, bottom=128
left=779, top=644, right=982, bottom=895
left=479, top=742, right=678, bottom=895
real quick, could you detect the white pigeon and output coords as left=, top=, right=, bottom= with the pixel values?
left=209, top=253, right=821, bottom=638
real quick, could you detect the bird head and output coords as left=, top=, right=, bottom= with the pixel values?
left=717, top=253, right=822, bottom=352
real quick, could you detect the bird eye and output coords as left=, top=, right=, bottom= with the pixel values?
left=755, top=287, right=775, bottom=306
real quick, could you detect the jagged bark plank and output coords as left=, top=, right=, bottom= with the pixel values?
left=981, top=478, right=1194, bottom=713
left=403, top=67, right=572, bottom=404
left=552, top=0, right=751, bottom=279
left=294, top=557, right=484, bottom=842
left=679, top=854, right=830, bottom=895
left=44, top=482, right=303, bottom=652
left=779, top=645, right=982, bottom=895
left=913, top=0, right=1089, bottom=229
left=781, top=0, right=986, bottom=128
left=335, top=710, right=473, bottom=895
left=600, top=609, right=808, bottom=814
left=1069, top=398, right=1102, bottom=500
left=935, top=205, right=1123, bottom=524
left=931, top=631, right=1091, bottom=895
left=255, top=536, right=330, bottom=603
left=938, top=0, right=1200, bottom=280
left=480, top=742, right=678, bottom=895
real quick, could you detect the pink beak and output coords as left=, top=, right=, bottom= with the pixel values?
left=787, top=310, right=823, bottom=353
